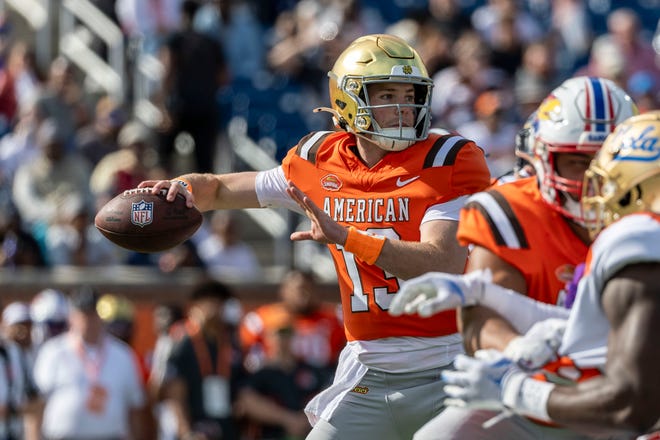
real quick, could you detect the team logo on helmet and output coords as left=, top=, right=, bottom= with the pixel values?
left=402, top=65, right=413, bottom=75
left=614, top=124, right=660, bottom=161
left=321, top=174, right=343, bottom=191
left=131, top=200, right=153, bottom=227
left=538, top=95, right=562, bottom=122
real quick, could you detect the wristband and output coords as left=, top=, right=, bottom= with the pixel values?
left=501, top=370, right=554, bottom=422
left=171, top=177, right=193, bottom=195
left=343, top=226, right=386, bottom=265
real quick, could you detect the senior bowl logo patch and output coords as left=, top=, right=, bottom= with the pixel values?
left=321, top=174, right=343, bottom=191
left=131, top=200, right=153, bottom=227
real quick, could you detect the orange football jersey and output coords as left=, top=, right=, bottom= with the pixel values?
left=457, top=177, right=589, bottom=305
left=281, top=131, right=491, bottom=341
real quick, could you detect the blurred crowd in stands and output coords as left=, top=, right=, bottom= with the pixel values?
left=1, top=0, right=660, bottom=272
left=1, top=0, right=660, bottom=438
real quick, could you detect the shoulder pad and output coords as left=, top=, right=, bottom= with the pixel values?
left=294, top=131, right=334, bottom=164
left=423, top=134, right=473, bottom=168
left=464, top=190, right=529, bottom=249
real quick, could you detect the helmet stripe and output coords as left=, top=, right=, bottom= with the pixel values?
left=589, top=77, right=607, bottom=133
left=584, top=78, right=592, bottom=132
left=606, top=84, right=616, bottom=132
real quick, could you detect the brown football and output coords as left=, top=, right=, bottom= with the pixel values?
left=94, top=188, right=203, bottom=253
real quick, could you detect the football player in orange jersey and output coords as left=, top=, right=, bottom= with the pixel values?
left=138, top=34, right=490, bottom=440
left=391, top=111, right=660, bottom=439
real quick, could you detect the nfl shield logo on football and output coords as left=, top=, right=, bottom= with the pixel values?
left=131, top=200, right=154, bottom=227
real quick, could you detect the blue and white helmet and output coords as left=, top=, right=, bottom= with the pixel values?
left=532, top=76, right=638, bottom=224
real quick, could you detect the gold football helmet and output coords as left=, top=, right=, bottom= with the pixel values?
left=322, top=34, right=433, bottom=151
left=582, top=111, right=660, bottom=239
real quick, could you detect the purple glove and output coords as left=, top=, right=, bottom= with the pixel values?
left=564, top=263, right=585, bottom=309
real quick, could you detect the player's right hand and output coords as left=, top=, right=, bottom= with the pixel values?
left=388, top=269, right=492, bottom=317
left=138, top=179, right=195, bottom=208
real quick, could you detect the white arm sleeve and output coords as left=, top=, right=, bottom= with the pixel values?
left=478, top=282, right=571, bottom=334
left=422, top=195, right=468, bottom=223
left=254, top=166, right=304, bottom=214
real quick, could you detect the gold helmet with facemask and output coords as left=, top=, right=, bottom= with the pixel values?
left=322, top=34, right=433, bottom=151
left=582, top=111, right=660, bottom=239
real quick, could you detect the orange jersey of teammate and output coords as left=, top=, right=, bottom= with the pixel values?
left=239, top=302, right=346, bottom=369
left=457, top=176, right=589, bottom=306
left=281, top=131, right=490, bottom=341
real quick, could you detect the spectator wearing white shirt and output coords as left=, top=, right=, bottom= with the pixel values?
left=0, top=311, right=27, bottom=440
left=32, top=287, right=146, bottom=440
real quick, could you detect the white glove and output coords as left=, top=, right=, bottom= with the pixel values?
left=389, top=269, right=492, bottom=317
left=503, top=318, right=567, bottom=371
left=442, top=349, right=514, bottom=411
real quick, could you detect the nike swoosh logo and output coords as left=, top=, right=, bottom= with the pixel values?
left=396, top=176, right=420, bottom=187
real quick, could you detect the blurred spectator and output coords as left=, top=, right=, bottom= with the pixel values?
left=191, top=211, right=262, bottom=281
left=32, top=286, right=147, bottom=439
left=576, top=35, right=628, bottom=87
left=29, top=288, right=70, bottom=347
left=239, top=270, right=345, bottom=378
left=1, top=301, right=37, bottom=439
left=596, top=8, right=660, bottom=89
left=89, top=119, right=163, bottom=202
left=234, top=324, right=325, bottom=440
left=0, top=62, right=17, bottom=139
left=2, top=302, right=36, bottom=372
left=5, top=41, right=43, bottom=118
left=430, top=30, right=506, bottom=129
left=2, top=301, right=38, bottom=440
left=156, top=0, right=229, bottom=175
left=471, top=0, right=543, bottom=48
left=148, top=303, right=185, bottom=440
left=484, top=11, right=524, bottom=77
left=12, top=118, right=94, bottom=259
left=193, top=0, right=266, bottom=80
left=0, top=326, right=26, bottom=440
left=115, top=0, right=183, bottom=55
left=159, top=280, right=242, bottom=440
left=627, top=70, right=660, bottom=113
left=44, top=194, right=123, bottom=266
left=513, top=39, right=560, bottom=120
left=33, top=57, right=90, bottom=149
left=550, top=0, right=593, bottom=75
left=456, top=89, right=519, bottom=178
left=75, top=95, right=126, bottom=167
left=426, top=0, right=473, bottom=41
left=0, top=99, right=40, bottom=184
left=0, top=188, right=46, bottom=268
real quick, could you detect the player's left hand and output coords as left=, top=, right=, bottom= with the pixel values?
left=389, top=269, right=492, bottom=317
left=286, top=181, right=348, bottom=245
left=442, top=349, right=514, bottom=411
